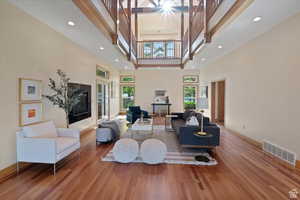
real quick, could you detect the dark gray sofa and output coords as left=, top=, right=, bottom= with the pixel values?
left=171, top=112, right=220, bottom=148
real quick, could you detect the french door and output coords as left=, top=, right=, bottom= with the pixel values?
left=183, top=85, right=198, bottom=110
left=97, top=81, right=110, bottom=121
left=120, top=85, right=135, bottom=112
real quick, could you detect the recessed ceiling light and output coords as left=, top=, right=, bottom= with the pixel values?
left=218, top=45, right=223, bottom=49
left=99, top=46, right=104, bottom=50
left=116, top=20, right=120, bottom=24
left=114, top=58, right=119, bottom=62
left=201, top=58, right=206, bottom=61
left=253, top=16, right=262, bottom=22
left=67, top=21, right=75, bottom=26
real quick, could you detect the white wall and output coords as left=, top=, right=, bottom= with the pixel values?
left=121, top=69, right=200, bottom=113
left=200, top=12, right=300, bottom=156
left=0, top=1, right=119, bottom=170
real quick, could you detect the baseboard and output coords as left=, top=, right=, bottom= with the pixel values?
left=227, top=128, right=262, bottom=148
left=0, top=162, right=31, bottom=184
left=226, top=128, right=300, bottom=170
left=296, top=160, right=300, bottom=170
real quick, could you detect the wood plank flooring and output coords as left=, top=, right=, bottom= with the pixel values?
left=0, top=125, right=299, bottom=200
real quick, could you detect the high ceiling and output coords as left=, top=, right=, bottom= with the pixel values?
left=138, top=13, right=182, bottom=40
left=7, top=0, right=300, bottom=70
left=131, top=0, right=191, bottom=8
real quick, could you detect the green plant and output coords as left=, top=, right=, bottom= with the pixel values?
left=44, top=69, right=82, bottom=128
left=184, top=102, right=196, bottom=110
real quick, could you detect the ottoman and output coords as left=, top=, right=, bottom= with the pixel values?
left=96, top=128, right=112, bottom=144
left=112, top=138, right=139, bottom=163
left=140, top=139, right=167, bottom=164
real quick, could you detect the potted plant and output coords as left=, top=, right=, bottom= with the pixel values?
left=44, top=69, right=82, bottom=128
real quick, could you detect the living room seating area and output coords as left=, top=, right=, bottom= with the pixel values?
left=126, top=106, right=150, bottom=123
left=171, top=111, right=220, bottom=148
left=16, top=121, right=80, bottom=175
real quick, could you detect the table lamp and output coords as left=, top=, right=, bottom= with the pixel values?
left=196, top=99, right=207, bottom=136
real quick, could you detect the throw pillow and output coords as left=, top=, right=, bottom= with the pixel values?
left=183, top=110, right=196, bottom=120
left=186, top=116, right=199, bottom=126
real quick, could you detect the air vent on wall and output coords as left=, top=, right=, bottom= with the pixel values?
left=263, top=140, right=297, bottom=166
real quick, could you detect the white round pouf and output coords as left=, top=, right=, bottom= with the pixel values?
left=140, top=139, right=167, bottom=164
left=112, top=139, right=139, bottom=163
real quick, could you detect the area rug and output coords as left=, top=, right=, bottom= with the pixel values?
left=101, top=126, right=217, bottom=166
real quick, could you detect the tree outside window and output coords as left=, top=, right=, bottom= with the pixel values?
left=183, top=85, right=197, bottom=110
left=121, top=85, right=135, bottom=111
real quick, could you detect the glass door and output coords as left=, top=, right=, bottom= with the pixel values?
left=97, top=82, right=110, bottom=121
left=183, top=85, right=198, bottom=110
left=120, top=85, right=135, bottom=112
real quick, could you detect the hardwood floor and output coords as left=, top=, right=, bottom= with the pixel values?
left=0, top=126, right=299, bottom=200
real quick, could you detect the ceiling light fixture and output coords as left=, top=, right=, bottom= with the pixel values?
left=67, top=21, right=75, bottom=26
left=99, top=46, right=104, bottom=50
left=218, top=45, right=223, bottom=49
left=253, top=16, right=262, bottom=22
left=161, top=1, right=174, bottom=15
left=114, top=58, right=119, bottom=62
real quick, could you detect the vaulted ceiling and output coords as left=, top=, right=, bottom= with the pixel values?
left=8, top=0, right=300, bottom=70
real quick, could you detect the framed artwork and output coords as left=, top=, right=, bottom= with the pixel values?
left=120, top=75, right=135, bottom=83
left=20, top=102, right=43, bottom=126
left=183, top=75, right=199, bottom=83
left=19, top=78, right=42, bottom=102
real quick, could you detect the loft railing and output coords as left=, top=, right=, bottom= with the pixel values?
left=191, top=0, right=205, bottom=44
left=101, top=0, right=117, bottom=21
left=132, top=34, right=137, bottom=58
left=137, top=40, right=181, bottom=59
left=207, top=0, right=224, bottom=20
left=119, top=2, right=130, bottom=46
left=182, top=30, right=189, bottom=56
left=97, top=0, right=225, bottom=66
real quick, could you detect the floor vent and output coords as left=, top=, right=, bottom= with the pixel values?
left=263, top=140, right=297, bottom=166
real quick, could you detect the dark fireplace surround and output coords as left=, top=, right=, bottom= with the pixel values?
left=68, top=83, right=92, bottom=124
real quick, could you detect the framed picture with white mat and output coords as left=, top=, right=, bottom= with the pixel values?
left=19, top=102, right=43, bottom=126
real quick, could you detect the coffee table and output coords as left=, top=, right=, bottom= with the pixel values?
left=131, top=118, right=153, bottom=140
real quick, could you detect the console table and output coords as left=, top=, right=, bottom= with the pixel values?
left=151, top=103, right=172, bottom=115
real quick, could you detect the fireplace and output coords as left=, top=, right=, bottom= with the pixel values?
left=68, top=83, right=92, bottom=124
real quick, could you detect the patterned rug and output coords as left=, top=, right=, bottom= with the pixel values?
left=101, top=126, right=218, bottom=166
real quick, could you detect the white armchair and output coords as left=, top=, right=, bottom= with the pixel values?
left=16, top=121, right=80, bottom=175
